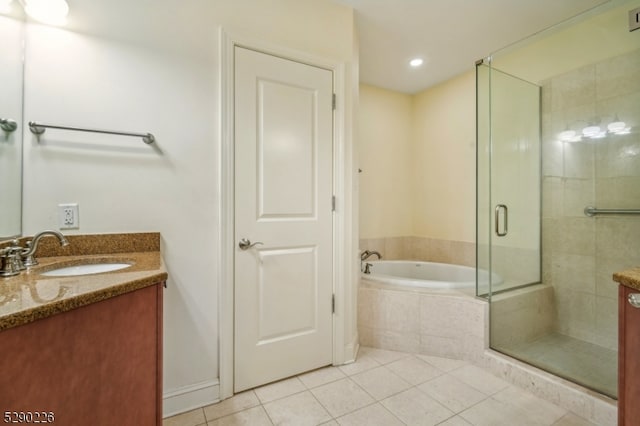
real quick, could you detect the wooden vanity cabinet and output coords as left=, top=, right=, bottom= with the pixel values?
left=619, top=284, right=640, bottom=426
left=0, top=283, right=163, bottom=426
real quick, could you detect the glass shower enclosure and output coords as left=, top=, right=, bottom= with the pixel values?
left=477, top=0, right=640, bottom=399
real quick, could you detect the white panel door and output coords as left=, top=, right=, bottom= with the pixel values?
left=234, top=46, right=334, bottom=392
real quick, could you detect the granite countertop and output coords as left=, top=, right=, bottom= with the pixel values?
left=0, top=232, right=167, bottom=331
left=614, top=267, right=640, bottom=292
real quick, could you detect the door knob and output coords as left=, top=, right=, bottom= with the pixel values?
left=239, top=238, right=263, bottom=250
left=629, top=293, right=640, bottom=308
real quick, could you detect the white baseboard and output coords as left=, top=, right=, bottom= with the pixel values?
left=345, top=341, right=359, bottom=364
left=163, top=379, right=220, bottom=418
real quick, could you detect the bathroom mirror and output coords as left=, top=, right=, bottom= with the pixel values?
left=0, top=8, right=25, bottom=240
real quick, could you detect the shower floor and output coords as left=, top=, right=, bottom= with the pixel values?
left=495, top=332, right=617, bottom=399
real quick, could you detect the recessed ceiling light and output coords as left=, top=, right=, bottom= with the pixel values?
left=409, top=58, right=424, bottom=67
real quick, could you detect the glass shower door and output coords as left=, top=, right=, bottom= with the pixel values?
left=477, top=61, right=546, bottom=370
left=477, top=63, right=541, bottom=297
left=489, top=67, right=541, bottom=293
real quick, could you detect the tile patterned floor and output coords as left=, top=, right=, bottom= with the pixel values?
left=163, top=347, right=599, bottom=426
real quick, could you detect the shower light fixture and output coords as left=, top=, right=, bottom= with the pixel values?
left=582, top=125, right=602, bottom=138
left=607, top=115, right=631, bottom=134
left=558, top=129, right=580, bottom=142
left=409, top=58, right=424, bottom=67
left=559, top=115, right=631, bottom=142
left=21, top=0, right=69, bottom=25
left=608, top=121, right=626, bottom=132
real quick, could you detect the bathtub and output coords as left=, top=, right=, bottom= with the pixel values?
left=358, top=259, right=489, bottom=358
left=361, top=260, right=499, bottom=290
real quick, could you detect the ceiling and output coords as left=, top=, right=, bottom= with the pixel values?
left=334, top=0, right=612, bottom=93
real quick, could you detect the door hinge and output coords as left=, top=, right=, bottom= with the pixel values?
left=332, top=93, right=336, bottom=110
left=332, top=294, right=335, bottom=314
left=332, top=195, right=336, bottom=212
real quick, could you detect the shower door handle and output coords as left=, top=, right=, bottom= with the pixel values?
left=629, top=293, right=640, bottom=308
left=495, top=204, right=508, bottom=237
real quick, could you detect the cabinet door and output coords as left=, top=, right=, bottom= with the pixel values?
left=0, top=284, right=162, bottom=426
left=619, top=285, right=640, bottom=426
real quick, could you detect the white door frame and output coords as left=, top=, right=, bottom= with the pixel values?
left=217, top=28, right=357, bottom=399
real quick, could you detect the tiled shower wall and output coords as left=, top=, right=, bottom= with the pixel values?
left=359, top=237, right=475, bottom=267
left=541, top=48, right=640, bottom=350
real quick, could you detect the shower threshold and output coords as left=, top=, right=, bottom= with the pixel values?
left=493, top=332, right=617, bottom=399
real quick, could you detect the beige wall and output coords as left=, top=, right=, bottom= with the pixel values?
left=359, top=72, right=476, bottom=244
left=358, top=84, right=414, bottom=239
left=412, top=71, right=476, bottom=242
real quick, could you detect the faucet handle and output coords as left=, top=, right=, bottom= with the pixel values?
left=22, top=241, right=38, bottom=268
left=0, top=243, right=24, bottom=277
left=360, top=250, right=370, bottom=261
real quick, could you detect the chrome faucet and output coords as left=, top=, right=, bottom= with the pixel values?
left=360, top=250, right=381, bottom=275
left=0, top=240, right=26, bottom=277
left=1, top=230, right=70, bottom=277
left=21, top=230, right=69, bottom=267
left=360, top=250, right=381, bottom=261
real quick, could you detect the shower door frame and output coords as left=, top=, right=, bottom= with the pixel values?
left=476, top=58, right=543, bottom=299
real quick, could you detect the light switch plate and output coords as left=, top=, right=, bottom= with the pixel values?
left=630, top=7, right=640, bottom=32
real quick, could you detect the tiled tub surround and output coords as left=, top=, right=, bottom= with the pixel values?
left=0, top=232, right=167, bottom=330
left=359, top=279, right=486, bottom=359
left=359, top=236, right=475, bottom=267
left=358, top=279, right=617, bottom=424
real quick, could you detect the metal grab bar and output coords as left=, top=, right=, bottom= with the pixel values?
left=584, top=206, right=640, bottom=217
left=28, top=121, right=155, bottom=144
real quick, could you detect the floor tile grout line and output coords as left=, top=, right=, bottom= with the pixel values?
left=257, top=386, right=309, bottom=406
left=297, top=367, right=348, bottom=391
left=333, top=400, right=408, bottom=425
left=454, top=391, right=493, bottom=420
left=202, top=389, right=262, bottom=423
left=259, top=402, right=276, bottom=425
left=306, top=384, right=340, bottom=423
left=433, top=412, right=465, bottom=426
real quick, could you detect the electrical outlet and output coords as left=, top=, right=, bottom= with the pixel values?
left=58, top=203, right=79, bottom=229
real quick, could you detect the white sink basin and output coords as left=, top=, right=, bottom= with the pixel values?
left=41, top=263, right=132, bottom=277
